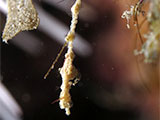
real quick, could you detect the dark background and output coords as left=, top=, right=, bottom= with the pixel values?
left=0, top=0, right=149, bottom=120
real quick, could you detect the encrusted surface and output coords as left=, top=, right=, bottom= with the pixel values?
left=2, top=0, right=39, bottom=43
left=59, top=43, right=79, bottom=115
left=59, top=0, right=81, bottom=115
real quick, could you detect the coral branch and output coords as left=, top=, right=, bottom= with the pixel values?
left=58, top=0, right=81, bottom=115
left=44, top=0, right=81, bottom=115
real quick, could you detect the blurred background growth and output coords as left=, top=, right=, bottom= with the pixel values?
left=0, top=0, right=159, bottom=120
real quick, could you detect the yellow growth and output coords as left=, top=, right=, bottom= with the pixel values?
left=44, top=0, right=81, bottom=115
left=59, top=0, right=81, bottom=115
left=2, top=0, right=39, bottom=43
left=3, top=0, right=82, bottom=116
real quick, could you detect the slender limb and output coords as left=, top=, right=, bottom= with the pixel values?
left=140, top=0, right=144, bottom=4
left=135, top=55, right=151, bottom=92
left=44, top=42, right=67, bottom=79
left=133, top=28, right=150, bottom=92
left=139, top=17, right=147, bottom=29
left=51, top=97, right=65, bottom=104
left=133, top=2, right=144, bottom=44
left=135, top=15, right=144, bottom=44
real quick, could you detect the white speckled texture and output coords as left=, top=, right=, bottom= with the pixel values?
left=2, top=0, right=39, bottom=43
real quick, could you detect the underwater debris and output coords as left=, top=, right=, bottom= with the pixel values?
left=58, top=0, right=81, bottom=115
left=44, top=0, right=81, bottom=115
left=121, top=1, right=144, bottom=29
left=2, top=0, right=39, bottom=43
left=121, top=5, right=134, bottom=29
